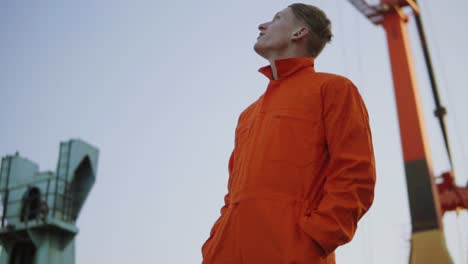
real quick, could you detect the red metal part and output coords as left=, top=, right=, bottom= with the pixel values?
left=382, top=0, right=418, bottom=10
left=437, top=172, right=468, bottom=214
left=382, top=13, right=429, bottom=162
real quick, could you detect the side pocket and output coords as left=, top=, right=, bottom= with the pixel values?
left=298, top=216, right=327, bottom=258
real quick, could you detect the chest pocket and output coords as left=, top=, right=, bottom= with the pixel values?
left=265, top=111, right=322, bottom=166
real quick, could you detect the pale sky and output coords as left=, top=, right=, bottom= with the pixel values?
left=1, top=1, right=467, bottom=263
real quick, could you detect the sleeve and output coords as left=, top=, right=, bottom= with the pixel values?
left=298, top=78, right=376, bottom=255
left=208, top=151, right=234, bottom=238
left=203, top=107, right=251, bottom=252
left=202, top=150, right=234, bottom=254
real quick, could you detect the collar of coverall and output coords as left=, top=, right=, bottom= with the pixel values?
left=258, top=56, right=315, bottom=81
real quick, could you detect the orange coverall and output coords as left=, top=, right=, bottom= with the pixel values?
left=202, top=57, right=376, bottom=264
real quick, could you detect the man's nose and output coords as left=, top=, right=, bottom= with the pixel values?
left=258, top=22, right=268, bottom=31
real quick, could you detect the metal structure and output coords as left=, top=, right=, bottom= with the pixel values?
left=348, top=0, right=468, bottom=263
left=437, top=172, right=468, bottom=214
left=0, top=139, right=98, bottom=264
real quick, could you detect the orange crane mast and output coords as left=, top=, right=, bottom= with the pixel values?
left=348, top=0, right=468, bottom=263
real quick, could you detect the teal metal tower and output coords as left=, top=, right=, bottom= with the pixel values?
left=0, top=139, right=98, bottom=264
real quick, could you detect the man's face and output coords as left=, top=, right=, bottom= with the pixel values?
left=254, top=7, right=298, bottom=59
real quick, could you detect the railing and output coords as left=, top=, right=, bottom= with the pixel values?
left=348, top=0, right=386, bottom=24
left=0, top=141, right=77, bottom=230
left=0, top=176, right=76, bottom=229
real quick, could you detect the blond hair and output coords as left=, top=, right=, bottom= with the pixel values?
left=289, top=3, right=333, bottom=57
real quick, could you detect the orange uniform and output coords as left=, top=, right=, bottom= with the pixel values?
left=202, top=57, right=376, bottom=264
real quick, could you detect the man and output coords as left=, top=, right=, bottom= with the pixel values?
left=202, top=3, right=376, bottom=264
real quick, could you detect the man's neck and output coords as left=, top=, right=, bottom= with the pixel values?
left=269, top=60, right=279, bottom=80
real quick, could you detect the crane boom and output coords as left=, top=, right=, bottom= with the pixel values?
left=348, top=1, right=454, bottom=263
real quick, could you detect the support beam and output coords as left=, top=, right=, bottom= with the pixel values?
left=381, top=7, right=453, bottom=264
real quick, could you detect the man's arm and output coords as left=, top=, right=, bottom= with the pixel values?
left=202, top=150, right=234, bottom=251
left=299, top=77, right=376, bottom=255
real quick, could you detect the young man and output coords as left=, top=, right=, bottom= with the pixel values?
left=202, top=3, right=376, bottom=264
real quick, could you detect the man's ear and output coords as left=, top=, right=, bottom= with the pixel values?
left=291, top=26, right=309, bottom=41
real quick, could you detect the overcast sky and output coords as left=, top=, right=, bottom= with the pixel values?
left=1, top=1, right=467, bottom=263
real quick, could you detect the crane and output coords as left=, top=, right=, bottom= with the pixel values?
left=348, top=0, right=468, bottom=263
left=0, top=139, right=98, bottom=264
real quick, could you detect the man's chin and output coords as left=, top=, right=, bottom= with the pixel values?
left=253, top=43, right=268, bottom=59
